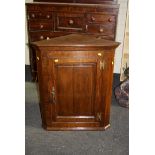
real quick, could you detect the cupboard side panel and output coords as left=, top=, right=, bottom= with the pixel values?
left=103, top=52, right=115, bottom=126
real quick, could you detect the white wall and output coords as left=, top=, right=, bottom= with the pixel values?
left=25, top=0, right=33, bottom=65
left=25, top=16, right=29, bottom=65
left=114, top=0, right=128, bottom=73
left=25, top=0, right=128, bottom=73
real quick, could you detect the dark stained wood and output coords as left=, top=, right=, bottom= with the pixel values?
left=73, top=64, right=96, bottom=115
left=56, top=64, right=74, bottom=116
left=26, top=2, right=119, bottom=81
left=76, top=0, right=117, bottom=4
left=33, top=0, right=117, bottom=4
left=31, top=34, right=120, bottom=130
left=28, top=20, right=53, bottom=31
left=32, top=33, right=119, bottom=47
left=86, top=24, right=115, bottom=35
left=34, top=0, right=74, bottom=3
left=55, top=12, right=85, bottom=32
left=27, top=11, right=53, bottom=20
left=29, top=31, right=71, bottom=42
left=86, top=13, right=116, bottom=23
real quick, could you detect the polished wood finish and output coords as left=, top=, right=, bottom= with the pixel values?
left=26, top=3, right=119, bottom=41
left=31, top=34, right=120, bottom=130
left=26, top=2, right=119, bottom=81
left=33, top=0, right=117, bottom=4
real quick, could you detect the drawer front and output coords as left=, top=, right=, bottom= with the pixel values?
left=95, top=35, right=115, bottom=40
left=29, top=31, right=70, bottom=42
left=27, top=12, right=53, bottom=20
left=86, top=14, right=115, bottom=24
left=86, top=24, right=115, bottom=35
left=55, top=13, right=85, bottom=32
left=28, top=21, right=53, bottom=31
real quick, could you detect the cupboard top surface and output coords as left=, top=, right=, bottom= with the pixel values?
left=32, top=34, right=120, bottom=48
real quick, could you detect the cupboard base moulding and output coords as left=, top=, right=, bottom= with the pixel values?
left=43, top=124, right=111, bottom=131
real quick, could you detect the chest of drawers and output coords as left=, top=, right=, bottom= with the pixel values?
left=31, top=34, right=120, bottom=130
left=26, top=2, right=119, bottom=81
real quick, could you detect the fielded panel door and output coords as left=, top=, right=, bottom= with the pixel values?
left=47, top=56, right=104, bottom=126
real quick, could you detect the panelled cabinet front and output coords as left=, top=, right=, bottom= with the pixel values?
left=36, top=49, right=114, bottom=130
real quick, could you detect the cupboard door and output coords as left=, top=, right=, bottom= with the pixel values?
left=48, top=57, right=103, bottom=127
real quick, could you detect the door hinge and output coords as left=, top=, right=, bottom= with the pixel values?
left=97, top=112, right=102, bottom=121
left=100, top=60, right=105, bottom=70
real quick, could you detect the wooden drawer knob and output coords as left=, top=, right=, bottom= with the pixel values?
left=91, top=16, right=95, bottom=22
left=40, top=25, right=44, bottom=29
left=69, top=19, right=74, bottom=25
left=99, top=28, right=104, bottom=33
left=40, top=36, right=44, bottom=40
left=31, top=13, right=35, bottom=18
left=46, top=15, right=50, bottom=19
left=108, top=18, right=112, bottom=22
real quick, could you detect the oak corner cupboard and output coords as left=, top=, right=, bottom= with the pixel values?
left=31, top=34, right=120, bottom=131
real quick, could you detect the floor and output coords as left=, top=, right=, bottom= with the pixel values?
left=25, top=74, right=129, bottom=155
